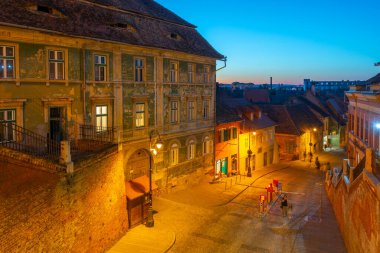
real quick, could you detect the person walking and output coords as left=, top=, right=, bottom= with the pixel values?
left=315, top=156, right=320, bottom=170
left=281, top=195, right=288, bottom=217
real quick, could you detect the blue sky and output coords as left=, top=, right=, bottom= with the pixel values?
left=156, top=0, right=380, bottom=84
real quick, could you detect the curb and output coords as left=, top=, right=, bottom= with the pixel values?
left=163, top=230, right=176, bottom=253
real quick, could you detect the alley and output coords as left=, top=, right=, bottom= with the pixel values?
left=152, top=151, right=346, bottom=253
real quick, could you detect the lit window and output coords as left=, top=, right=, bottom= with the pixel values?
left=0, top=109, right=16, bottom=141
left=0, top=46, right=14, bottom=79
left=188, top=140, right=196, bottom=160
left=203, top=100, right=210, bottom=120
left=188, top=101, right=195, bottom=121
left=134, top=58, right=144, bottom=82
left=135, top=103, right=145, bottom=128
left=188, top=63, right=194, bottom=83
left=94, top=55, right=107, bottom=81
left=95, top=105, right=108, bottom=131
left=170, top=101, right=179, bottom=124
left=203, top=136, right=213, bottom=155
left=49, top=50, right=64, bottom=80
left=170, top=62, right=178, bottom=82
left=170, top=143, right=179, bottom=165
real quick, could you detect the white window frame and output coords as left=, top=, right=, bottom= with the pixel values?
left=135, top=102, right=145, bottom=128
left=170, top=61, right=178, bottom=83
left=170, top=100, right=179, bottom=124
left=188, top=63, right=194, bottom=83
left=49, top=50, right=65, bottom=80
left=203, top=65, right=210, bottom=83
left=188, top=140, right=196, bottom=160
left=0, top=46, right=15, bottom=79
left=134, top=57, right=145, bottom=82
left=170, top=143, right=179, bottom=165
left=94, top=54, right=107, bottom=81
left=188, top=100, right=196, bottom=121
left=95, top=105, right=108, bottom=131
left=203, top=136, right=213, bottom=155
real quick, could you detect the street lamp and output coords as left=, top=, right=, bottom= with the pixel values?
left=247, top=131, right=256, bottom=177
left=146, top=129, right=163, bottom=228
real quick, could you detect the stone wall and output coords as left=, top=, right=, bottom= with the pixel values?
left=325, top=172, right=380, bottom=253
left=0, top=148, right=128, bottom=253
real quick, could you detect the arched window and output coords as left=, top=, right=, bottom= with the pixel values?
left=203, top=136, right=213, bottom=155
left=170, top=143, right=179, bottom=165
left=188, top=140, right=196, bottom=160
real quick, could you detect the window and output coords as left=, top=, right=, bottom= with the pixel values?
left=188, top=100, right=195, bottom=121
left=170, top=143, right=179, bottom=165
left=134, top=58, right=144, bottom=82
left=203, top=65, right=210, bottom=83
left=203, top=100, right=210, bottom=120
left=135, top=103, right=145, bottom=128
left=170, top=101, right=179, bottom=124
left=232, top=128, right=237, bottom=139
left=49, top=50, right=64, bottom=80
left=0, top=46, right=14, bottom=79
left=188, top=140, right=196, bottom=160
left=170, top=62, right=178, bottom=82
left=203, top=136, right=213, bottom=155
left=188, top=63, right=194, bottom=83
left=95, top=105, right=108, bottom=131
left=0, top=109, right=16, bottom=141
left=223, top=129, right=231, bottom=141
left=94, top=55, right=107, bottom=81
left=285, top=141, right=295, bottom=153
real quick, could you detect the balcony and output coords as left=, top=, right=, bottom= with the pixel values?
left=348, top=131, right=368, bottom=152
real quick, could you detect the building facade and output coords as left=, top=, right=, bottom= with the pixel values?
left=0, top=0, right=223, bottom=228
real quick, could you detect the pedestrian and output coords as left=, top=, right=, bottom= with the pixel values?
left=281, top=195, right=288, bottom=217
left=303, top=151, right=306, bottom=161
left=315, top=156, right=320, bottom=170
left=288, top=203, right=293, bottom=219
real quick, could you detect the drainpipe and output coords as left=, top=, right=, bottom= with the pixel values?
left=82, top=46, right=87, bottom=126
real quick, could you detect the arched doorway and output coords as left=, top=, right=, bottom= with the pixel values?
left=125, top=148, right=149, bottom=181
left=124, top=148, right=157, bottom=228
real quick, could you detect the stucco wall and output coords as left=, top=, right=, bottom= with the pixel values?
left=325, top=173, right=380, bottom=253
left=0, top=149, right=128, bottom=253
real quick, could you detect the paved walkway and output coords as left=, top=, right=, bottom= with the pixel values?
left=107, top=150, right=346, bottom=253
left=107, top=225, right=175, bottom=253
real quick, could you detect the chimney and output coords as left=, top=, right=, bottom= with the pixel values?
left=270, top=77, right=272, bottom=90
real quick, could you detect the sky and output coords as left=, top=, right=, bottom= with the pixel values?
left=155, top=0, right=380, bottom=84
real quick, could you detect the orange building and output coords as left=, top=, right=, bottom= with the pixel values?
left=215, top=105, right=242, bottom=177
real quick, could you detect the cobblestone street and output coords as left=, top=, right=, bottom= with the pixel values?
left=153, top=150, right=347, bottom=253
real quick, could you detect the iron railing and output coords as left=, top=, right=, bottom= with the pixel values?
left=70, top=125, right=116, bottom=153
left=0, top=121, right=60, bottom=161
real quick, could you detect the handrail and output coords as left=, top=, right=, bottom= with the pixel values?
left=0, top=121, right=60, bottom=161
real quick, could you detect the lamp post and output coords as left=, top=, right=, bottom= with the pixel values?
left=247, top=131, right=256, bottom=177
left=146, top=129, right=163, bottom=228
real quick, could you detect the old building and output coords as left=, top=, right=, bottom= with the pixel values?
left=215, top=104, right=241, bottom=177
left=0, top=0, right=223, bottom=250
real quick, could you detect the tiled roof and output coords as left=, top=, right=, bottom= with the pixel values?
left=367, top=73, right=380, bottom=85
left=244, top=89, right=270, bottom=103
left=0, top=0, right=223, bottom=59
left=216, top=102, right=242, bottom=125
left=286, top=104, right=323, bottom=133
left=259, top=105, right=300, bottom=135
left=241, top=114, right=277, bottom=131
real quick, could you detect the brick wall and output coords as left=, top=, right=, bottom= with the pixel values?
left=0, top=148, right=128, bottom=252
left=325, top=173, right=380, bottom=253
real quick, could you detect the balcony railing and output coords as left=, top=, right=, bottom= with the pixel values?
left=374, top=153, right=380, bottom=180
left=0, top=121, right=60, bottom=161
left=70, top=125, right=116, bottom=154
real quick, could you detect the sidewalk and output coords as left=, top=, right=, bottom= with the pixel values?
left=107, top=224, right=175, bottom=253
